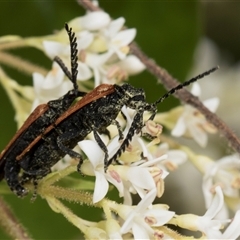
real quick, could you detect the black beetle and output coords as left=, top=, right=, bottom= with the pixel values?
left=0, top=24, right=86, bottom=194
left=0, top=24, right=218, bottom=197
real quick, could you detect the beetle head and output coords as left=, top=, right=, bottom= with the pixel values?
left=115, top=83, right=146, bottom=101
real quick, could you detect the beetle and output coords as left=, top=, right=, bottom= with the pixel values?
left=0, top=24, right=218, bottom=198
left=5, top=69, right=217, bottom=197
left=0, top=24, right=87, bottom=194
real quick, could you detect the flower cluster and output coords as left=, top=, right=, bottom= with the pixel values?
left=0, top=5, right=240, bottom=240
left=43, top=11, right=145, bottom=88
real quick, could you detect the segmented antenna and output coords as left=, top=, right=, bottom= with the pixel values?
left=54, top=56, right=72, bottom=81
left=53, top=23, right=79, bottom=92
left=65, top=23, right=78, bottom=91
left=154, top=66, right=219, bottom=105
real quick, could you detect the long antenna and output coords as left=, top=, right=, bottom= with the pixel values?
left=64, top=23, right=78, bottom=91
left=54, top=56, right=72, bottom=81
left=154, top=66, right=219, bottom=105
left=52, top=23, right=79, bottom=92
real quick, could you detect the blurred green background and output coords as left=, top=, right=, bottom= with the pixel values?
left=0, top=1, right=240, bottom=239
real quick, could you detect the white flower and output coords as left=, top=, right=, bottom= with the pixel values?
left=85, top=51, right=112, bottom=86
left=43, top=31, right=93, bottom=81
left=153, top=142, right=187, bottom=171
left=200, top=186, right=240, bottom=239
left=78, top=139, right=124, bottom=203
left=117, top=189, right=175, bottom=239
left=103, top=17, right=136, bottom=60
left=43, top=13, right=141, bottom=86
left=220, top=210, right=240, bottom=240
left=174, top=186, right=240, bottom=239
left=102, top=55, right=145, bottom=84
left=81, top=11, right=111, bottom=31
left=196, top=186, right=226, bottom=238
left=202, top=154, right=240, bottom=214
left=111, top=153, right=168, bottom=205
left=32, top=62, right=71, bottom=109
left=77, top=106, right=134, bottom=203
left=171, top=82, right=219, bottom=147
left=116, top=55, right=145, bottom=76
left=79, top=106, right=168, bottom=204
left=78, top=135, right=168, bottom=204
left=106, top=110, right=168, bottom=204
left=43, top=30, right=93, bottom=58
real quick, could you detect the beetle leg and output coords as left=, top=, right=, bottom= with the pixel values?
left=22, top=167, right=51, bottom=179
left=141, top=132, right=156, bottom=140
left=20, top=173, right=40, bottom=201
left=111, top=119, right=124, bottom=140
left=106, top=110, right=144, bottom=169
left=93, top=130, right=109, bottom=167
left=97, top=120, right=123, bottom=141
left=98, top=127, right=111, bottom=139
left=145, top=104, right=157, bottom=121
left=121, top=110, right=127, bottom=121
left=20, top=172, right=32, bottom=184
left=4, top=159, right=28, bottom=197
left=107, top=103, right=158, bottom=169
left=56, top=132, right=84, bottom=173
left=19, top=172, right=38, bottom=201
left=30, top=177, right=39, bottom=202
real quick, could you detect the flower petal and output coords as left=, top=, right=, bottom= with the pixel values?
left=171, top=116, right=186, bottom=137
left=76, top=31, right=94, bottom=50
left=118, top=55, right=145, bottom=75
left=106, top=172, right=124, bottom=198
left=146, top=208, right=175, bottom=226
left=127, top=167, right=155, bottom=190
left=43, top=41, right=69, bottom=59
left=204, top=186, right=224, bottom=219
left=191, top=82, right=201, bottom=96
left=222, top=210, right=240, bottom=239
left=112, top=29, right=136, bottom=47
left=188, top=122, right=208, bottom=147
left=107, top=17, right=125, bottom=38
left=93, top=171, right=109, bottom=203
left=78, top=140, right=103, bottom=169
left=132, top=223, right=150, bottom=240
left=203, top=97, right=219, bottom=112
left=33, top=72, right=44, bottom=95
left=77, top=62, right=92, bottom=81
left=81, top=12, right=111, bottom=31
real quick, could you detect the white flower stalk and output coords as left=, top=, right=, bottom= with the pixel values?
left=171, top=83, right=219, bottom=147
left=99, top=219, right=122, bottom=240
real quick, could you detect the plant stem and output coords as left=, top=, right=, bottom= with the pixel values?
left=0, top=51, right=48, bottom=76
left=0, top=197, right=32, bottom=240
